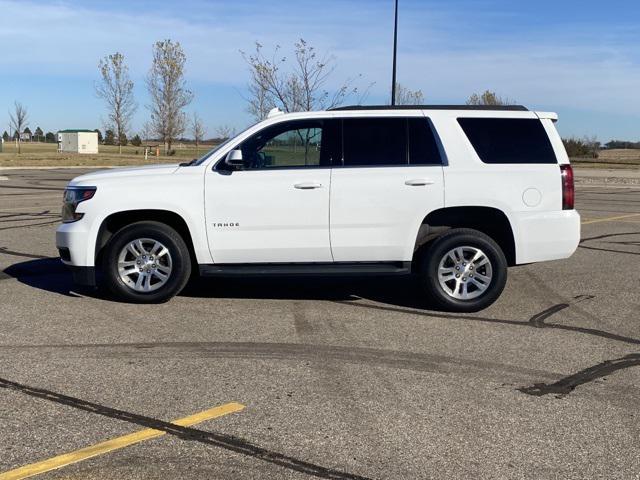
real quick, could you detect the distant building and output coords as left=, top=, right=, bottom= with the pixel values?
left=57, top=130, right=99, bottom=154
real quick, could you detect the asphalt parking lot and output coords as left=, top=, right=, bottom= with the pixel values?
left=1, top=168, right=639, bottom=480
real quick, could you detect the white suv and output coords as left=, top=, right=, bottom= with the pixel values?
left=56, top=105, right=580, bottom=311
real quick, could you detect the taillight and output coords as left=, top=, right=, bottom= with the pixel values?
left=560, top=164, right=574, bottom=210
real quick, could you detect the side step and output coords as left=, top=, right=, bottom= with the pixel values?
left=199, top=262, right=412, bottom=277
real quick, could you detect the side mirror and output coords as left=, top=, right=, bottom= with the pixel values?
left=225, top=149, right=244, bottom=168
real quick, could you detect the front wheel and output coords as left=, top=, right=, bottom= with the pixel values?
left=418, top=228, right=507, bottom=312
left=103, top=221, right=191, bottom=303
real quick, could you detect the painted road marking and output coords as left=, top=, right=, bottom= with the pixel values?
left=581, top=213, right=640, bottom=225
left=0, top=402, right=245, bottom=480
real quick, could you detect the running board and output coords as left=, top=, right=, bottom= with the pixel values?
left=199, top=262, right=412, bottom=277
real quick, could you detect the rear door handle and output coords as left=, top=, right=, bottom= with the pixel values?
left=405, top=179, right=434, bottom=186
left=294, top=182, right=323, bottom=190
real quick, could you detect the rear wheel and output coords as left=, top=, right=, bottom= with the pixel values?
left=103, top=221, right=191, bottom=303
left=418, top=228, right=507, bottom=312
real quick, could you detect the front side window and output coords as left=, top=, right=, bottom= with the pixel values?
left=458, top=118, right=557, bottom=164
left=233, top=120, right=338, bottom=170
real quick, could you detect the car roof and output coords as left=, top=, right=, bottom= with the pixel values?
left=329, top=105, right=529, bottom=112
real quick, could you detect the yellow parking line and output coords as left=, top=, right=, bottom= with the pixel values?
left=581, top=213, right=640, bottom=225
left=0, top=402, right=245, bottom=480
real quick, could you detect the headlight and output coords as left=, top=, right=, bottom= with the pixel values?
left=61, top=186, right=96, bottom=223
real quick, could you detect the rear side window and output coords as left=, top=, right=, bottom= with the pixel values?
left=342, top=117, right=442, bottom=167
left=343, top=118, right=406, bottom=166
left=408, top=118, right=442, bottom=165
left=458, top=118, right=556, bottom=164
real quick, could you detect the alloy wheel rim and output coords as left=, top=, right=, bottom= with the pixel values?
left=117, top=238, right=172, bottom=293
left=437, top=246, right=493, bottom=300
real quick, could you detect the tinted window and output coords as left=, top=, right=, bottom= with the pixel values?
left=408, top=118, right=442, bottom=165
left=343, top=118, right=407, bottom=166
left=235, top=120, right=338, bottom=170
left=458, top=118, right=556, bottom=164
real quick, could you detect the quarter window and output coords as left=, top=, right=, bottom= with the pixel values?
left=458, top=118, right=557, bottom=164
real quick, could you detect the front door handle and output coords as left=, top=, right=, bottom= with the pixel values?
left=294, top=182, right=323, bottom=190
left=405, top=179, right=435, bottom=186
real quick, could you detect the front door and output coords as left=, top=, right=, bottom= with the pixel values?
left=205, top=119, right=339, bottom=264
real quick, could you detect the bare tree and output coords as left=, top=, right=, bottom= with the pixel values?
left=241, top=39, right=366, bottom=119
left=191, top=113, right=206, bottom=155
left=466, top=90, right=514, bottom=106
left=147, top=39, right=194, bottom=153
left=9, top=101, right=28, bottom=154
left=245, top=80, right=273, bottom=121
left=96, top=52, right=137, bottom=154
left=140, top=122, right=152, bottom=143
left=215, top=125, right=235, bottom=141
left=393, top=83, right=424, bottom=105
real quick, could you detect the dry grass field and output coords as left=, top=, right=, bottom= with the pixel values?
left=0, top=141, right=218, bottom=167
left=1, top=141, right=639, bottom=169
left=571, top=149, right=640, bottom=169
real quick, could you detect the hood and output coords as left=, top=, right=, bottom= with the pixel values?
left=69, top=163, right=181, bottom=185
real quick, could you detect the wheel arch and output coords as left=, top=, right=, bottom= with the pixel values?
left=414, top=206, right=516, bottom=266
left=95, top=209, right=197, bottom=268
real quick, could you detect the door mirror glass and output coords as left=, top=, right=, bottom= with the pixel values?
left=225, top=149, right=244, bottom=168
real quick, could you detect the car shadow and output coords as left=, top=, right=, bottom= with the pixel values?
left=2, top=257, right=434, bottom=309
left=1, top=258, right=98, bottom=298
left=180, top=274, right=434, bottom=309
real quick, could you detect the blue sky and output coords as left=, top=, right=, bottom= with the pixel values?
left=1, top=0, right=639, bottom=141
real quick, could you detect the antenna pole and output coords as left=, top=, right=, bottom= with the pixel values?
left=391, top=0, right=398, bottom=105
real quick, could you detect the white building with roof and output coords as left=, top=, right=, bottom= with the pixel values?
left=58, top=130, right=99, bottom=154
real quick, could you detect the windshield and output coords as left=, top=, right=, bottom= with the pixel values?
left=192, top=121, right=260, bottom=166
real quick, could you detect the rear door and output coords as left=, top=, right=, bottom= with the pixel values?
left=329, top=116, right=445, bottom=262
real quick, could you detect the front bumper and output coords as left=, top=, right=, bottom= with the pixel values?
left=56, top=221, right=98, bottom=286
left=56, top=221, right=92, bottom=266
left=68, top=265, right=97, bottom=286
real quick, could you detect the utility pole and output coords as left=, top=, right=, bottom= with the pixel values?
left=391, top=0, right=398, bottom=106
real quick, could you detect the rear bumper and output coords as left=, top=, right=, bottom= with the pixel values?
left=513, top=209, right=581, bottom=264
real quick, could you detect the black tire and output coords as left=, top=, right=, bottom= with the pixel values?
left=102, top=221, right=192, bottom=303
left=417, top=228, right=507, bottom=312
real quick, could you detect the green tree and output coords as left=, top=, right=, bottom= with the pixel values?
left=466, top=90, right=514, bottom=106
left=131, top=134, right=142, bottom=147
left=45, top=132, right=56, bottom=143
left=119, top=132, right=128, bottom=147
left=104, top=129, right=115, bottom=145
left=23, top=127, right=32, bottom=139
left=94, top=129, right=103, bottom=144
left=2, top=131, right=8, bottom=142
left=34, top=126, right=44, bottom=142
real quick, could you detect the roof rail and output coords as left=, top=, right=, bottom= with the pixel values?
left=328, top=105, right=529, bottom=112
